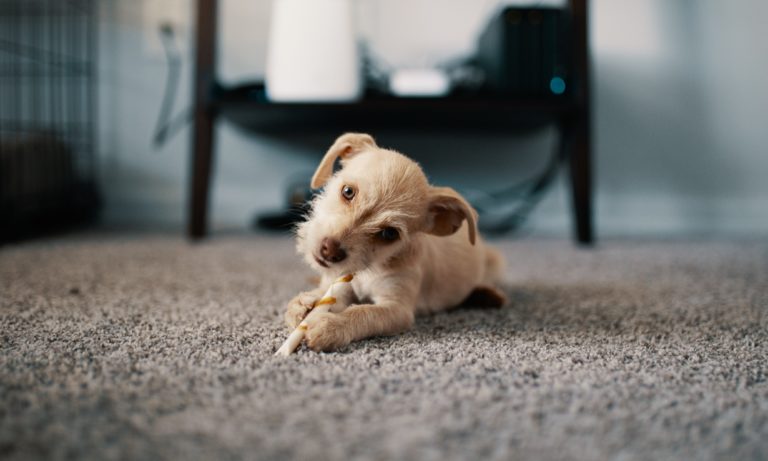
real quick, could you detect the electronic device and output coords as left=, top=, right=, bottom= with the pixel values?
left=389, top=69, right=451, bottom=97
left=476, top=7, right=570, bottom=97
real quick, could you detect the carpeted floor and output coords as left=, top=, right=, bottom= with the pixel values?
left=1, top=234, right=767, bottom=461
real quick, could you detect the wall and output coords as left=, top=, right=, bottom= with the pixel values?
left=97, top=0, right=768, bottom=237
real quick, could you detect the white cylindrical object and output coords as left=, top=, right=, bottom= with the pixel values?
left=266, top=0, right=362, bottom=102
left=275, top=274, right=354, bottom=356
left=274, top=304, right=330, bottom=357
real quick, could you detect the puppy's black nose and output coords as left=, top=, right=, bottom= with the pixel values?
left=320, top=238, right=347, bottom=263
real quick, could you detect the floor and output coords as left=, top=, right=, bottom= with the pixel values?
left=1, top=234, right=766, bottom=460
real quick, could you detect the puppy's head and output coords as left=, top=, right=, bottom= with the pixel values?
left=296, top=133, right=477, bottom=274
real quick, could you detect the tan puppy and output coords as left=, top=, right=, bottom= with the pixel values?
left=286, top=133, right=506, bottom=351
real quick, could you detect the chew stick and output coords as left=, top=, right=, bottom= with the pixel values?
left=275, top=274, right=354, bottom=356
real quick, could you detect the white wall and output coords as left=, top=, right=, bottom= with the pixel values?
left=592, top=0, right=768, bottom=235
left=97, top=0, right=768, bottom=237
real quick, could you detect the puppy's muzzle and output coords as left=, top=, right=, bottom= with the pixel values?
left=319, top=237, right=347, bottom=264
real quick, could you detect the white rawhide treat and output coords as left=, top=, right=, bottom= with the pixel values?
left=275, top=274, right=354, bottom=356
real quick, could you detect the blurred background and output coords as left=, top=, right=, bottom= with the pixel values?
left=2, top=0, right=767, bottom=242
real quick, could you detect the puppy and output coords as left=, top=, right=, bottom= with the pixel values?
left=286, top=133, right=506, bottom=352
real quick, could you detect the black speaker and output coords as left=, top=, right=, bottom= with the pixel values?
left=476, top=7, right=571, bottom=97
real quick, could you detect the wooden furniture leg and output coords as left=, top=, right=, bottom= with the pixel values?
left=566, top=115, right=593, bottom=244
left=188, top=0, right=218, bottom=239
left=568, top=0, right=594, bottom=245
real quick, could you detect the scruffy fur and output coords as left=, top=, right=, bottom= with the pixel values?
left=286, top=133, right=506, bottom=352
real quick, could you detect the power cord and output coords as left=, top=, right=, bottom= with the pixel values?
left=153, top=23, right=192, bottom=148
left=468, top=136, right=562, bottom=234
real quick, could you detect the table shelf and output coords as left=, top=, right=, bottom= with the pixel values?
left=216, top=83, right=575, bottom=133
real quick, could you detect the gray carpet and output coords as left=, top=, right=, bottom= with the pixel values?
left=1, top=234, right=767, bottom=461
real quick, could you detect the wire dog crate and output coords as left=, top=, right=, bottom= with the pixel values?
left=0, top=0, right=99, bottom=241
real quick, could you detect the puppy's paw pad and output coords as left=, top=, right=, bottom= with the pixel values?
left=461, top=286, right=508, bottom=308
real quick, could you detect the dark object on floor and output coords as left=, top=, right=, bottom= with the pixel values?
left=0, top=135, right=99, bottom=241
left=254, top=178, right=313, bottom=232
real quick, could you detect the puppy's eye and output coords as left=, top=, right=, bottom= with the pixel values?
left=341, top=185, right=356, bottom=201
left=377, top=227, right=400, bottom=242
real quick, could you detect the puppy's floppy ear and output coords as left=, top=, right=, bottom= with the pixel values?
left=424, top=186, right=478, bottom=245
left=310, top=133, right=377, bottom=189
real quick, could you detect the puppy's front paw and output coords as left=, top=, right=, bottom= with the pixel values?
left=304, top=312, right=350, bottom=352
left=285, top=292, right=319, bottom=329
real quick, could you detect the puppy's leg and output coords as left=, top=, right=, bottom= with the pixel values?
left=304, top=303, right=415, bottom=352
left=304, top=273, right=420, bottom=351
left=284, top=288, right=325, bottom=329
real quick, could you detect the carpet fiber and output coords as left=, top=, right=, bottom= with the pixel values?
left=1, top=234, right=767, bottom=460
